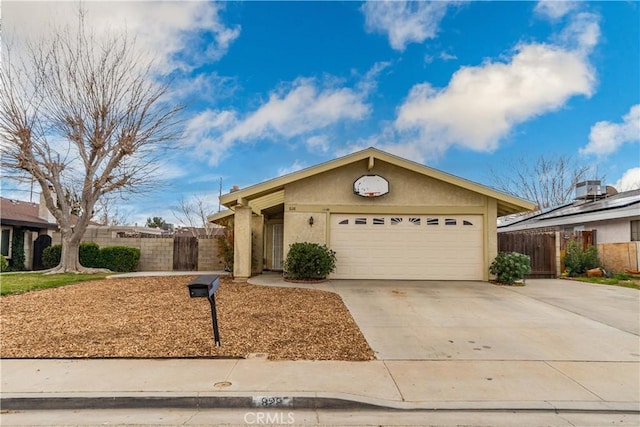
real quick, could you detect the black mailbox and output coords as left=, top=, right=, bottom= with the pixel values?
left=187, top=275, right=221, bottom=347
left=188, top=284, right=209, bottom=298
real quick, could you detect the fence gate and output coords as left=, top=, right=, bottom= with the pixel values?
left=173, top=236, right=198, bottom=271
left=32, top=234, right=52, bottom=270
left=498, top=232, right=557, bottom=278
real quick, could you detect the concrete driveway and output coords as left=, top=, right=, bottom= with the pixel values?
left=323, top=279, right=640, bottom=362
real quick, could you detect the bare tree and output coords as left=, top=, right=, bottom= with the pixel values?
left=93, top=196, right=130, bottom=226
left=172, top=195, right=218, bottom=237
left=0, top=12, right=182, bottom=272
left=491, top=154, right=601, bottom=210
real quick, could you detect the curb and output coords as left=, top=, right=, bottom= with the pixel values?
left=3, top=395, right=639, bottom=413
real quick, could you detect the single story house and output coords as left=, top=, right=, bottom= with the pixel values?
left=498, top=184, right=640, bottom=273
left=1, top=196, right=58, bottom=270
left=209, top=147, right=534, bottom=281
left=498, top=185, right=640, bottom=243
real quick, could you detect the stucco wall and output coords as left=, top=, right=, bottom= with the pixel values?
left=583, top=218, right=636, bottom=243
left=285, top=158, right=485, bottom=207
left=282, top=211, right=328, bottom=260
left=279, top=158, right=495, bottom=280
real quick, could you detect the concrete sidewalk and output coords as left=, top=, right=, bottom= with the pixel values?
left=2, top=273, right=638, bottom=414
left=2, top=358, right=639, bottom=412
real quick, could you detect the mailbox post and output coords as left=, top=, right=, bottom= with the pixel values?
left=187, top=275, right=221, bottom=347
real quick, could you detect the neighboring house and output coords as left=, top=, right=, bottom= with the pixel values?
left=209, top=147, right=534, bottom=281
left=0, top=196, right=58, bottom=270
left=498, top=184, right=640, bottom=243
left=498, top=182, right=640, bottom=273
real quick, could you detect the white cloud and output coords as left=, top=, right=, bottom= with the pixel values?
left=390, top=9, right=599, bottom=161
left=581, top=105, right=640, bottom=156
left=613, top=168, right=640, bottom=192
left=361, top=1, right=453, bottom=51
left=223, top=79, right=369, bottom=144
left=535, top=0, right=578, bottom=20
left=168, top=72, right=239, bottom=104
left=306, top=135, right=330, bottom=153
left=439, top=52, right=458, bottom=61
left=395, top=42, right=596, bottom=157
left=277, top=160, right=308, bottom=177
left=185, top=78, right=370, bottom=165
left=2, top=1, right=240, bottom=74
left=356, top=61, right=392, bottom=95
left=556, top=12, right=600, bottom=53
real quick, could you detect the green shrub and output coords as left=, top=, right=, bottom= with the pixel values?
left=283, top=242, right=337, bottom=280
left=99, top=246, right=140, bottom=272
left=489, top=252, right=532, bottom=285
left=42, top=244, right=62, bottom=269
left=42, top=242, right=103, bottom=269
left=10, top=229, right=26, bottom=271
left=80, top=242, right=101, bottom=268
left=564, top=240, right=599, bottom=276
left=0, top=255, right=8, bottom=272
left=215, top=219, right=234, bottom=272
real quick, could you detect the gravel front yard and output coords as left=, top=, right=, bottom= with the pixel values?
left=0, top=276, right=374, bottom=361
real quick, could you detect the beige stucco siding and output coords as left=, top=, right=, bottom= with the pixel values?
left=279, top=159, right=496, bottom=280
left=284, top=159, right=485, bottom=207
left=282, top=211, right=328, bottom=261
left=220, top=148, right=532, bottom=281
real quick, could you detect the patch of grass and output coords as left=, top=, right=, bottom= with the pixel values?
left=0, top=273, right=111, bottom=296
left=574, top=274, right=640, bottom=290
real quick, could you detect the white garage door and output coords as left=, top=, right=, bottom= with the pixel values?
left=330, top=214, right=484, bottom=280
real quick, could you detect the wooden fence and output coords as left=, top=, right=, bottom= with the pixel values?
left=498, top=230, right=596, bottom=278
left=498, top=232, right=557, bottom=278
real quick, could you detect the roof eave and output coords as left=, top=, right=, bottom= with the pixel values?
left=219, top=147, right=535, bottom=213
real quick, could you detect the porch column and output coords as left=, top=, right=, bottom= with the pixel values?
left=233, top=206, right=252, bottom=281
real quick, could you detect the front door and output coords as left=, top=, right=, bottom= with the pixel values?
left=272, top=223, right=284, bottom=270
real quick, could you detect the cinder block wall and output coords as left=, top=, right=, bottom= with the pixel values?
left=52, top=227, right=223, bottom=272
left=598, top=242, right=639, bottom=273
left=198, top=238, right=224, bottom=271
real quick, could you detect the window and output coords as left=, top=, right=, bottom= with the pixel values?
left=445, top=218, right=457, bottom=226
left=373, top=218, right=385, bottom=225
left=390, top=217, right=403, bottom=225
left=355, top=218, right=367, bottom=225
left=409, top=217, right=421, bottom=225
left=427, top=218, right=439, bottom=226
left=632, top=220, right=640, bottom=241
left=338, top=219, right=349, bottom=225
left=1, top=228, right=11, bottom=258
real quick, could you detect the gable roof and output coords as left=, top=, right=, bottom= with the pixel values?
left=213, top=147, right=535, bottom=219
left=0, top=197, right=58, bottom=230
left=498, top=188, right=640, bottom=232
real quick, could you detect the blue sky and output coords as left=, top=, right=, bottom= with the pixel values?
left=2, top=1, right=639, bottom=226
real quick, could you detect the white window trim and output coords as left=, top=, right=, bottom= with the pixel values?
left=1, top=226, right=13, bottom=259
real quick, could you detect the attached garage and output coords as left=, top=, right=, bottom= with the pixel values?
left=330, top=214, right=483, bottom=280
left=210, top=147, right=535, bottom=281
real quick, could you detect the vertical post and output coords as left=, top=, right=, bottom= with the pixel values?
left=208, top=294, right=221, bottom=347
left=233, top=205, right=252, bottom=281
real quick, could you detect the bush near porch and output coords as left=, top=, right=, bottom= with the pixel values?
left=283, top=242, right=336, bottom=281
